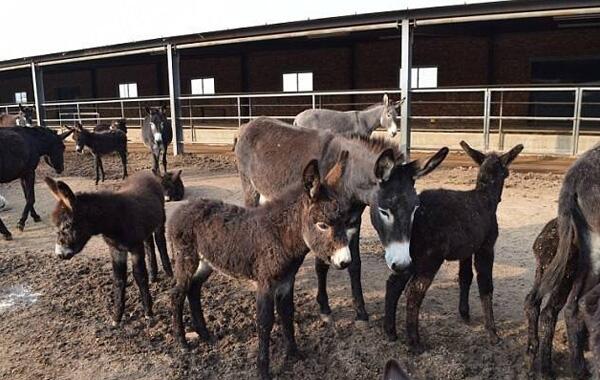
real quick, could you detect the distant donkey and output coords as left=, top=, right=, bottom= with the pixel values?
left=382, top=141, right=523, bottom=353
left=534, top=144, right=600, bottom=379
left=524, top=218, right=578, bottom=379
left=142, top=106, right=172, bottom=174
left=94, top=118, right=128, bottom=134
left=169, top=152, right=353, bottom=380
left=0, top=126, right=71, bottom=239
left=67, top=122, right=127, bottom=185
left=294, top=94, right=403, bottom=137
left=45, top=172, right=172, bottom=326
left=0, top=104, right=34, bottom=127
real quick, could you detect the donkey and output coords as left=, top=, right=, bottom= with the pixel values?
left=582, top=283, right=600, bottom=379
left=67, top=122, right=127, bottom=185
left=235, top=117, right=448, bottom=322
left=294, top=94, right=403, bottom=137
left=534, top=144, right=600, bottom=379
left=45, top=172, right=172, bottom=325
left=0, top=126, right=71, bottom=239
left=142, top=106, right=172, bottom=174
left=0, top=104, right=34, bottom=127
left=169, top=152, right=353, bottom=380
left=94, top=118, right=128, bottom=134
left=524, top=218, right=579, bottom=379
left=382, top=141, right=523, bottom=352
left=159, top=170, right=184, bottom=202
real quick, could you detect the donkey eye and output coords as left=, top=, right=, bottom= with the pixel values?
left=378, top=208, right=391, bottom=218
left=316, top=222, right=329, bottom=231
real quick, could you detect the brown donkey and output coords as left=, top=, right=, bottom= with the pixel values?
left=169, top=152, right=353, bottom=380
left=45, top=172, right=172, bottom=326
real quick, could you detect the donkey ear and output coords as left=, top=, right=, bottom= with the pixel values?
left=59, top=129, right=73, bottom=140
left=383, top=359, right=410, bottom=380
left=375, top=149, right=396, bottom=182
left=45, top=177, right=75, bottom=211
left=145, top=106, right=152, bottom=115
left=500, top=144, right=524, bottom=167
left=160, top=105, right=168, bottom=114
left=324, top=150, right=349, bottom=187
left=393, top=97, right=405, bottom=109
left=413, top=147, right=449, bottom=179
left=302, top=159, right=321, bottom=200
left=383, top=93, right=389, bottom=106
left=460, top=141, right=486, bottom=166
left=172, top=169, right=182, bottom=182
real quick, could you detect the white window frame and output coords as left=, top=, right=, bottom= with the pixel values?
left=191, top=77, right=215, bottom=95
left=399, top=66, right=438, bottom=89
left=283, top=72, right=313, bottom=92
left=118, top=82, right=138, bottom=98
left=15, top=91, right=27, bottom=103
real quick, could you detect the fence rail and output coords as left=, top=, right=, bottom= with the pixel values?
left=2, top=86, right=599, bottom=155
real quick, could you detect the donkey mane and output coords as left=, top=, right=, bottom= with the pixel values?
left=345, top=133, right=403, bottom=160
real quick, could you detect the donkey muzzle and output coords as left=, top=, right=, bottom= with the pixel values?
left=55, top=244, right=75, bottom=260
left=385, top=241, right=412, bottom=272
left=331, top=246, right=352, bottom=269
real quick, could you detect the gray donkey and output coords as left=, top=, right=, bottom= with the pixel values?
left=294, top=94, right=403, bottom=137
left=235, top=117, right=448, bottom=322
left=141, top=106, right=172, bottom=174
left=535, top=144, right=600, bottom=379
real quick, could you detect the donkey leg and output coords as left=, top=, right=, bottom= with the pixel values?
left=155, top=225, right=173, bottom=277
left=565, top=275, right=590, bottom=379
left=172, top=277, right=191, bottom=350
left=162, top=148, right=168, bottom=174
left=144, top=236, right=158, bottom=283
left=348, top=223, right=369, bottom=322
left=315, top=258, right=332, bottom=317
left=582, top=284, right=600, bottom=380
left=119, top=150, right=128, bottom=179
left=110, top=249, right=128, bottom=326
left=17, top=173, right=35, bottom=231
left=405, top=268, right=438, bottom=353
left=524, top=269, right=543, bottom=377
left=474, top=249, right=500, bottom=344
left=26, top=174, right=41, bottom=223
left=131, top=244, right=153, bottom=319
left=0, top=217, right=12, bottom=240
left=98, top=157, right=106, bottom=182
left=256, top=284, right=275, bottom=380
left=276, top=277, right=303, bottom=360
left=383, top=269, right=412, bottom=341
left=539, top=275, right=573, bottom=378
left=459, top=256, right=474, bottom=322
left=187, top=261, right=213, bottom=341
left=151, top=151, right=160, bottom=175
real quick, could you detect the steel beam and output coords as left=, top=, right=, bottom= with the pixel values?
left=399, top=18, right=413, bottom=160
left=30, top=63, right=45, bottom=126
left=166, top=44, right=184, bottom=155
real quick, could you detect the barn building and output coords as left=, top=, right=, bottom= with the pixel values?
left=1, top=0, right=599, bottom=156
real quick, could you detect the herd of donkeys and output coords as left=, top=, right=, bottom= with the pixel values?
left=1, top=95, right=600, bottom=380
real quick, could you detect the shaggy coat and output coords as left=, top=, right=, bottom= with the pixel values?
left=383, top=141, right=523, bottom=352
left=235, top=116, right=447, bottom=322
left=581, top=282, right=600, bottom=379
left=535, top=144, right=600, bottom=378
left=159, top=170, right=184, bottom=202
left=524, top=218, right=578, bottom=378
left=0, top=126, right=70, bottom=239
left=68, top=122, right=127, bottom=185
left=169, top=153, right=353, bottom=380
left=46, top=172, right=172, bottom=324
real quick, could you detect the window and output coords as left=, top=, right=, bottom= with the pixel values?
left=118, top=83, right=138, bottom=98
left=283, top=72, right=313, bottom=92
left=191, top=77, right=215, bottom=95
left=15, top=92, right=27, bottom=103
left=399, top=67, right=438, bottom=89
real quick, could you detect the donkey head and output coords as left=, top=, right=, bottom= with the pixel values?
left=41, top=128, right=70, bottom=174
left=67, top=122, right=89, bottom=153
left=460, top=141, right=523, bottom=202
left=16, top=104, right=33, bottom=127
left=380, top=94, right=404, bottom=137
left=301, top=151, right=353, bottom=270
left=370, top=147, right=449, bottom=272
left=145, top=106, right=168, bottom=147
left=160, top=170, right=184, bottom=202
left=45, top=177, right=93, bottom=259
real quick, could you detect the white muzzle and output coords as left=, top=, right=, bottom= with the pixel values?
left=385, top=241, right=411, bottom=271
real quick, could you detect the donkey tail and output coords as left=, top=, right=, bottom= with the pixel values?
left=538, top=192, right=588, bottom=297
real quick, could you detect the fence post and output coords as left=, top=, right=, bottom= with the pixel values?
left=30, top=62, right=46, bottom=126
left=498, top=91, right=504, bottom=151
left=237, top=96, right=242, bottom=127
left=120, top=101, right=125, bottom=120
left=483, top=89, right=491, bottom=152
left=572, top=88, right=582, bottom=156
left=167, top=43, right=184, bottom=155
left=399, top=18, right=413, bottom=160
left=312, top=94, right=316, bottom=109
left=76, top=103, right=81, bottom=124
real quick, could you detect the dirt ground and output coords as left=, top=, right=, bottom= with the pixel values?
left=0, top=150, right=580, bottom=379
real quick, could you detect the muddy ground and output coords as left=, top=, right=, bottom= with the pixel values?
left=0, top=150, right=581, bottom=379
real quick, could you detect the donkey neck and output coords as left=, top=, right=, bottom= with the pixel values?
left=357, top=105, right=383, bottom=134
left=474, top=178, right=505, bottom=211
left=77, top=193, right=128, bottom=238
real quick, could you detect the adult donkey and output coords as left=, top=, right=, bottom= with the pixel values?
left=0, top=105, right=34, bottom=127
left=535, top=144, right=600, bottom=379
left=0, top=126, right=71, bottom=240
left=294, top=94, right=403, bottom=137
left=141, top=106, right=172, bottom=174
left=236, top=117, right=448, bottom=322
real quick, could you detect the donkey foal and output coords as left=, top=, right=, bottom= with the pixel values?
left=169, top=153, right=352, bottom=380
left=46, top=172, right=172, bottom=325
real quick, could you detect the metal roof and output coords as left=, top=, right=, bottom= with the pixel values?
left=1, top=0, right=599, bottom=70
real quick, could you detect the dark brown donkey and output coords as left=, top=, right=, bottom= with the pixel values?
left=524, top=218, right=578, bottom=379
left=67, top=122, right=128, bottom=185
left=45, top=172, right=172, bottom=325
left=383, top=141, right=523, bottom=352
left=169, top=152, right=353, bottom=380
left=235, top=117, right=448, bottom=322
left=581, top=282, right=600, bottom=379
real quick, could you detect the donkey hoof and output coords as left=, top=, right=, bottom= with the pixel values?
left=16, top=223, right=24, bottom=232
left=3, top=233, right=13, bottom=241
left=384, top=329, right=398, bottom=342
left=319, top=313, right=333, bottom=323
left=32, top=215, right=42, bottom=223
left=488, top=332, right=501, bottom=345
left=408, top=342, right=425, bottom=355
left=285, top=348, right=306, bottom=362
left=111, top=320, right=122, bottom=328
